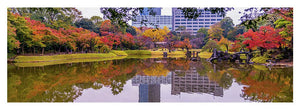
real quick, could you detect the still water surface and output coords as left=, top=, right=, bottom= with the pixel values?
left=7, top=58, right=293, bottom=102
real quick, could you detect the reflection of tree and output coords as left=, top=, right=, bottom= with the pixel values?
left=166, top=58, right=190, bottom=71
left=143, top=63, right=169, bottom=77
left=206, top=69, right=233, bottom=89
left=220, top=72, right=233, bottom=89
left=8, top=58, right=293, bottom=102
left=8, top=59, right=138, bottom=102
left=229, top=67, right=293, bottom=102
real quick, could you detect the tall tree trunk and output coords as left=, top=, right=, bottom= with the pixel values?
left=42, top=47, right=44, bottom=55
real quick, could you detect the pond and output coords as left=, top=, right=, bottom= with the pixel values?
left=7, top=57, right=293, bottom=102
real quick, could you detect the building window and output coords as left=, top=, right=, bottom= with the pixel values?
left=193, top=22, right=198, bottom=24
left=199, top=19, right=204, bottom=21
left=205, top=15, right=210, bottom=17
left=211, top=15, right=216, bottom=17
left=187, top=25, right=192, bottom=27
left=205, top=25, right=209, bottom=27
left=181, top=22, right=186, bottom=24
left=181, top=19, right=186, bottom=21
left=175, top=23, right=180, bottom=24
left=175, top=19, right=180, bottom=21
left=193, top=29, right=198, bottom=30
left=199, top=25, right=203, bottom=27
left=205, top=22, right=210, bottom=24
left=193, top=25, right=198, bottom=27
left=175, top=16, right=180, bottom=17
left=211, top=22, right=215, bottom=24
left=211, top=19, right=216, bottom=21
left=205, top=19, right=210, bottom=21
left=199, top=22, right=204, bottom=24
left=187, top=19, right=192, bottom=21
left=187, top=22, right=192, bottom=24
left=217, top=19, right=222, bottom=21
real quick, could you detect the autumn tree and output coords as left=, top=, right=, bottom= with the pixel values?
left=208, top=22, right=224, bottom=40
left=7, top=12, right=33, bottom=55
left=182, top=38, right=192, bottom=51
left=142, top=26, right=170, bottom=49
left=217, top=37, right=232, bottom=51
left=7, top=21, right=20, bottom=57
left=242, top=26, right=283, bottom=55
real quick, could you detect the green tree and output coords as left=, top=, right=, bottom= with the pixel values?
left=227, top=25, right=245, bottom=41
left=90, top=16, right=103, bottom=27
left=202, top=40, right=219, bottom=52
left=220, top=17, right=234, bottom=38
left=125, top=26, right=137, bottom=36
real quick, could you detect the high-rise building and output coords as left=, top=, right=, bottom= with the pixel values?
left=172, top=8, right=224, bottom=35
left=132, top=8, right=172, bottom=30
left=140, top=8, right=162, bottom=15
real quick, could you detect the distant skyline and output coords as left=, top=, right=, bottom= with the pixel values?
left=77, top=7, right=247, bottom=26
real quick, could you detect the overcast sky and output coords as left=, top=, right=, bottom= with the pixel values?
left=76, top=7, right=248, bottom=26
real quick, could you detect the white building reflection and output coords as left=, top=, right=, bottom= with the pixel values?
left=131, top=67, right=224, bottom=102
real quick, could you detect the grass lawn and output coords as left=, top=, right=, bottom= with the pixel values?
left=150, top=49, right=186, bottom=56
left=124, top=50, right=151, bottom=55
left=251, top=56, right=269, bottom=64
left=198, top=51, right=213, bottom=59
left=111, top=50, right=128, bottom=56
left=14, top=53, right=118, bottom=63
left=14, top=56, right=127, bottom=67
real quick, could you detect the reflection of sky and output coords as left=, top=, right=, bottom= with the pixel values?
left=74, top=78, right=251, bottom=102
left=74, top=80, right=139, bottom=102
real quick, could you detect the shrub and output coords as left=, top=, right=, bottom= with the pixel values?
left=99, top=45, right=111, bottom=53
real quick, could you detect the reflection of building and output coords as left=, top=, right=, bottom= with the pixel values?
left=132, top=74, right=172, bottom=86
left=132, top=73, right=172, bottom=102
left=139, top=84, right=160, bottom=102
left=171, top=67, right=223, bottom=97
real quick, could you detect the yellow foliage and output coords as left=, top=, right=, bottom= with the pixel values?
left=143, top=63, right=169, bottom=77
left=142, top=28, right=169, bottom=42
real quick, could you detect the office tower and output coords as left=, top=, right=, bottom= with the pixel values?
left=140, top=8, right=162, bottom=15
left=132, top=8, right=172, bottom=30
left=172, top=8, right=224, bottom=35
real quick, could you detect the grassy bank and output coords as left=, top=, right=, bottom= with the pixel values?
left=198, top=51, right=213, bottom=59
left=14, top=53, right=118, bottom=63
left=12, top=49, right=188, bottom=67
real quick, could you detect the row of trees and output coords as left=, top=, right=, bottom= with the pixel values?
left=7, top=8, right=193, bottom=57
left=199, top=8, right=292, bottom=60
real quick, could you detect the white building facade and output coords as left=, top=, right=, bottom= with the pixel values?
left=172, top=8, right=224, bottom=35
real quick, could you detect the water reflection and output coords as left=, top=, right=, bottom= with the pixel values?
left=7, top=58, right=293, bottom=102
